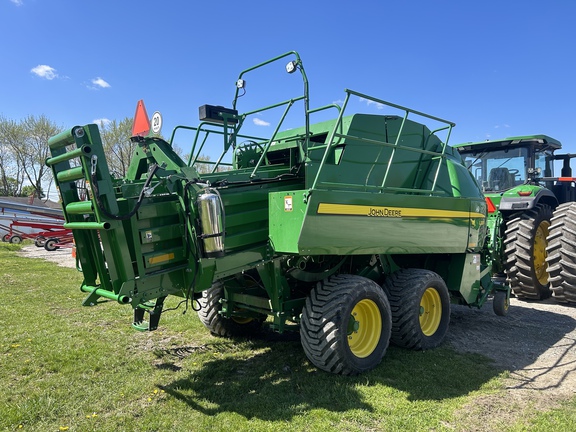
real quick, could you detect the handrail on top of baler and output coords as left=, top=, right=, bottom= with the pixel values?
left=181, top=97, right=307, bottom=176
left=170, top=123, right=266, bottom=167
left=309, top=89, right=456, bottom=194
left=232, top=51, right=309, bottom=138
left=172, top=51, right=310, bottom=177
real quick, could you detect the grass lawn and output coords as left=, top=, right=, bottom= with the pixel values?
left=1, top=242, right=575, bottom=431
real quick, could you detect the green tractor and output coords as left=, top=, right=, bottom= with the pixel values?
left=455, top=136, right=576, bottom=301
left=46, top=52, right=510, bottom=375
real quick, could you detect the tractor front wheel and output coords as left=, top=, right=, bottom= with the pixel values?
left=197, top=283, right=264, bottom=337
left=546, top=202, right=576, bottom=303
left=383, top=269, right=450, bottom=350
left=504, top=204, right=553, bottom=300
left=2, top=234, right=9, bottom=242
left=493, top=290, right=510, bottom=316
left=300, top=275, right=392, bottom=375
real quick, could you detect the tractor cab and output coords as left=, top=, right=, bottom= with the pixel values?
left=454, top=135, right=560, bottom=194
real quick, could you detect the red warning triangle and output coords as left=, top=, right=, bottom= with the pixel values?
left=132, top=100, right=151, bottom=137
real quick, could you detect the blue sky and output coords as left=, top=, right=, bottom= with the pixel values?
left=2, top=0, right=576, bottom=163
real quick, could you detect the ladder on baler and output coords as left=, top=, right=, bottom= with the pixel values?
left=46, top=125, right=165, bottom=330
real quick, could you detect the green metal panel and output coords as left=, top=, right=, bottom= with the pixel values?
left=290, top=190, right=483, bottom=255
left=269, top=190, right=307, bottom=253
left=216, top=175, right=304, bottom=253
left=271, top=185, right=486, bottom=256
left=446, top=253, right=484, bottom=304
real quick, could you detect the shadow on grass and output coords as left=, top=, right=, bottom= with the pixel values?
left=156, top=330, right=503, bottom=421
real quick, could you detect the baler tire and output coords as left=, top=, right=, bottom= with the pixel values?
left=44, top=238, right=60, bottom=251
left=197, top=283, right=263, bottom=337
left=504, top=203, right=553, bottom=300
left=9, top=235, right=23, bottom=244
left=35, top=236, right=46, bottom=247
left=2, top=234, right=9, bottom=242
left=493, top=290, right=510, bottom=317
left=545, top=202, right=576, bottom=303
left=383, top=269, right=450, bottom=350
left=300, top=274, right=392, bottom=375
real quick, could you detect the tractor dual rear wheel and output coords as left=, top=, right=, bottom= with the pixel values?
left=383, top=269, right=450, bottom=350
left=300, top=275, right=392, bottom=375
left=546, top=202, right=576, bottom=303
left=504, top=204, right=553, bottom=300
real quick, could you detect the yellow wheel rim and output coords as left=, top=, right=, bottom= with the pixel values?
left=533, top=220, right=550, bottom=285
left=232, top=316, right=253, bottom=325
left=420, top=287, right=442, bottom=336
left=348, top=299, right=382, bottom=358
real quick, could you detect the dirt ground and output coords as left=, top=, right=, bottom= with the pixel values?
left=447, top=297, right=576, bottom=429
left=18, top=245, right=576, bottom=428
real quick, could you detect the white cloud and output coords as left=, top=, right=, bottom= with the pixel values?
left=31, top=65, right=58, bottom=80
left=91, top=77, right=111, bottom=88
left=11, top=0, right=24, bottom=6
left=253, top=118, right=270, bottom=127
left=359, top=97, right=384, bottom=110
left=494, top=124, right=510, bottom=129
left=93, top=118, right=111, bottom=127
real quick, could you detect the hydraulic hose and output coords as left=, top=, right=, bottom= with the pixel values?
left=91, top=160, right=159, bottom=221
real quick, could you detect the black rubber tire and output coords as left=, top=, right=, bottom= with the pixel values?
left=197, top=283, right=263, bottom=337
left=300, top=274, right=392, bottom=375
left=546, top=202, right=576, bottom=303
left=44, top=238, right=60, bottom=251
left=9, top=235, right=23, bottom=244
left=504, top=203, right=553, bottom=300
left=383, top=269, right=450, bottom=350
left=493, top=290, right=510, bottom=316
left=2, top=234, right=9, bottom=242
left=34, top=236, right=46, bottom=247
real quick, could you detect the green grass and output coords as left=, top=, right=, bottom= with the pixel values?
left=0, top=242, right=574, bottom=431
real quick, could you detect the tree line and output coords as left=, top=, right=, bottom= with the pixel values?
left=0, top=116, right=204, bottom=201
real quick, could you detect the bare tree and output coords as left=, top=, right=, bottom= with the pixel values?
left=13, top=115, right=62, bottom=198
left=0, top=116, right=26, bottom=196
left=98, top=118, right=135, bottom=178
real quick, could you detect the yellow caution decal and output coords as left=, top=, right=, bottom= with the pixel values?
left=148, top=253, right=175, bottom=265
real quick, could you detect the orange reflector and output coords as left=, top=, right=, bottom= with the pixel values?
left=517, top=190, right=532, bottom=197
left=559, top=177, right=576, bottom=182
left=485, top=197, right=496, bottom=213
left=132, top=100, right=150, bottom=137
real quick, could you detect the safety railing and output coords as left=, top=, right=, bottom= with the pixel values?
left=309, top=89, right=455, bottom=195
left=170, top=51, right=310, bottom=178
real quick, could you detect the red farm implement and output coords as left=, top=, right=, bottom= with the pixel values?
left=0, top=199, right=70, bottom=250
left=1, top=219, right=73, bottom=250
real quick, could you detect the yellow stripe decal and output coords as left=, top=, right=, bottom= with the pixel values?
left=317, top=203, right=484, bottom=219
left=148, top=253, right=175, bottom=265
